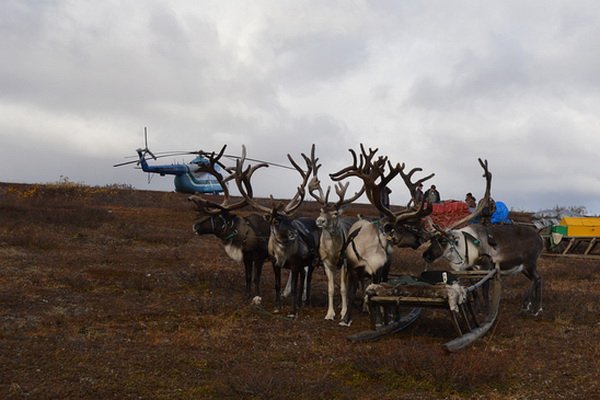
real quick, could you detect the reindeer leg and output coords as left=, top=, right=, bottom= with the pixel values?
left=529, top=266, right=543, bottom=316
left=533, top=275, right=543, bottom=316
left=288, top=268, right=299, bottom=318
left=243, top=257, right=253, bottom=298
left=340, top=271, right=356, bottom=327
left=254, top=259, right=264, bottom=298
left=282, top=270, right=292, bottom=298
left=521, top=266, right=538, bottom=314
left=324, top=262, right=336, bottom=320
left=297, top=267, right=306, bottom=308
left=273, top=265, right=282, bottom=313
left=305, top=264, right=313, bottom=307
left=339, top=264, right=348, bottom=322
left=302, top=266, right=309, bottom=302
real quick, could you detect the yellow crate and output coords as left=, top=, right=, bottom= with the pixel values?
left=559, top=217, right=600, bottom=237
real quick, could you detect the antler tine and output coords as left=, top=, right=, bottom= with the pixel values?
left=445, top=158, right=492, bottom=230
left=282, top=144, right=317, bottom=215
left=330, top=144, right=397, bottom=219
left=188, top=194, right=227, bottom=215
left=188, top=144, right=249, bottom=212
left=333, top=181, right=365, bottom=209
left=359, top=143, right=379, bottom=167
left=390, top=159, right=436, bottom=223
left=233, top=145, right=272, bottom=214
left=364, top=156, right=404, bottom=218
left=308, top=177, right=331, bottom=206
left=308, top=161, right=331, bottom=206
left=329, top=148, right=360, bottom=181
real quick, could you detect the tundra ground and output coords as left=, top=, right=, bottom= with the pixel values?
left=0, top=183, right=598, bottom=399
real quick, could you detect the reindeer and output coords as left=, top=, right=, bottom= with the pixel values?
left=330, top=145, right=434, bottom=326
left=234, top=145, right=321, bottom=318
left=422, top=159, right=544, bottom=315
left=188, top=146, right=271, bottom=299
left=308, top=164, right=364, bottom=321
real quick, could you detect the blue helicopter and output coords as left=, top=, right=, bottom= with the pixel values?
left=113, top=129, right=292, bottom=194
left=134, top=148, right=225, bottom=194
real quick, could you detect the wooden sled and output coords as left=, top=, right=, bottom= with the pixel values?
left=347, top=268, right=501, bottom=352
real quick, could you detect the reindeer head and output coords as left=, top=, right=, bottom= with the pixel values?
left=188, top=145, right=248, bottom=238
left=423, top=229, right=463, bottom=263
left=232, top=144, right=319, bottom=249
left=309, top=163, right=364, bottom=232
left=422, top=158, right=492, bottom=265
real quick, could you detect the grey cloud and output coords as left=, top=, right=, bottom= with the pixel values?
left=1, top=1, right=599, bottom=215
left=272, top=32, right=368, bottom=88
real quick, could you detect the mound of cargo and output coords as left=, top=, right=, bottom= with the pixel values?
left=430, top=201, right=471, bottom=228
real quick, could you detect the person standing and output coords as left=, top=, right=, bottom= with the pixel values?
left=408, top=183, right=424, bottom=209
left=380, top=186, right=392, bottom=218
left=424, top=184, right=441, bottom=204
left=465, top=193, right=476, bottom=210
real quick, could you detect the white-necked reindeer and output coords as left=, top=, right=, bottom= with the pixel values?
left=234, top=145, right=321, bottom=318
left=308, top=164, right=364, bottom=321
left=330, top=145, right=435, bottom=326
left=422, top=159, right=544, bottom=315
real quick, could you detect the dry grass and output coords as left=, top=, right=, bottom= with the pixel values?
left=0, top=182, right=598, bottom=399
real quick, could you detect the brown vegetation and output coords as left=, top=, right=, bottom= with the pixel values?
left=0, top=182, right=598, bottom=399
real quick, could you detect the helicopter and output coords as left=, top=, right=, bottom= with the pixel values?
left=113, top=128, right=293, bottom=194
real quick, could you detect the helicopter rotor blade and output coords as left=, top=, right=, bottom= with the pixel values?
left=144, top=127, right=148, bottom=150
left=113, top=159, right=141, bottom=167
left=222, top=154, right=294, bottom=170
left=114, top=148, right=295, bottom=171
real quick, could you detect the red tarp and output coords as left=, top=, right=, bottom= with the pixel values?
left=430, top=201, right=471, bottom=228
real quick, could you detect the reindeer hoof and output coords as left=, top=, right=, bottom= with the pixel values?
left=532, top=307, right=543, bottom=317
left=339, top=320, right=352, bottom=327
left=251, top=296, right=262, bottom=305
left=325, top=313, right=335, bottom=321
left=287, top=313, right=297, bottom=319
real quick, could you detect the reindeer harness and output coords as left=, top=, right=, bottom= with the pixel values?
left=346, top=221, right=392, bottom=265
left=444, top=230, right=483, bottom=268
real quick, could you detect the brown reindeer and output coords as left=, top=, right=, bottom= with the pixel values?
left=422, top=159, right=544, bottom=315
left=330, top=145, right=435, bottom=326
left=188, top=146, right=272, bottom=299
left=234, top=145, right=321, bottom=318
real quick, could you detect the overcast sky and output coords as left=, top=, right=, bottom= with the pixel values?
left=1, top=1, right=599, bottom=214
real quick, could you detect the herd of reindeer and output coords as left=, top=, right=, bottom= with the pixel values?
left=189, top=144, right=544, bottom=328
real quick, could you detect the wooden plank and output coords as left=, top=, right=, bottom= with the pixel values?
left=369, top=295, right=448, bottom=307
left=562, top=238, right=576, bottom=255
left=584, top=238, right=597, bottom=255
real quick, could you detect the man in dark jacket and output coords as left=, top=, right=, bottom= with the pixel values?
left=424, top=185, right=441, bottom=204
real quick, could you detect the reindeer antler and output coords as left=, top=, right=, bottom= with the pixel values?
left=231, top=145, right=271, bottom=214
left=393, top=162, right=435, bottom=223
left=188, top=145, right=248, bottom=215
left=310, top=158, right=364, bottom=210
left=234, top=144, right=318, bottom=216
left=308, top=173, right=331, bottom=207
left=330, top=144, right=434, bottom=224
left=445, top=158, right=492, bottom=230
left=282, top=144, right=318, bottom=215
